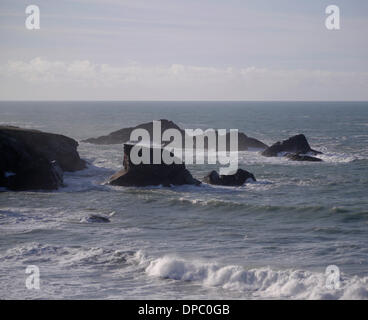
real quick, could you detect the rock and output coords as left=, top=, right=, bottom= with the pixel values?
left=237, top=132, right=268, bottom=151
left=0, top=126, right=86, bottom=171
left=261, top=134, right=322, bottom=157
left=82, top=119, right=268, bottom=151
left=0, top=126, right=86, bottom=191
left=2, top=158, right=64, bottom=191
left=199, top=131, right=268, bottom=151
left=286, top=153, right=323, bottom=162
left=204, top=169, right=256, bottom=186
left=82, top=119, right=185, bottom=145
left=82, top=215, right=110, bottom=223
left=108, top=143, right=201, bottom=187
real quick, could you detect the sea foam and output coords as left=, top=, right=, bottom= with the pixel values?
left=143, top=254, right=368, bottom=300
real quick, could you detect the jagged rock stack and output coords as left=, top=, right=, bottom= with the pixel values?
left=262, top=134, right=322, bottom=161
left=108, top=143, right=201, bottom=187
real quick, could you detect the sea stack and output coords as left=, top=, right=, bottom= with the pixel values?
left=261, top=134, right=322, bottom=158
left=108, top=143, right=201, bottom=187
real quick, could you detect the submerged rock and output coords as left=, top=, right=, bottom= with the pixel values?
left=108, top=143, right=201, bottom=187
left=286, top=153, right=323, bottom=162
left=204, top=169, right=256, bottom=186
left=261, top=134, right=322, bottom=157
left=0, top=126, right=86, bottom=191
left=82, top=215, right=111, bottom=223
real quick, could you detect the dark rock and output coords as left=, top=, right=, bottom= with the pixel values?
left=0, top=126, right=86, bottom=191
left=0, top=126, right=86, bottom=171
left=2, top=158, right=64, bottom=191
left=108, top=143, right=201, bottom=187
left=237, top=132, right=268, bottom=150
left=83, top=119, right=268, bottom=151
left=83, top=215, right=110, bottom=223
left=286, top=153, right=323, bottom=162
left=199, top=130, right=268, bottom=151
left=82, top=119, right=184, bottom=145
left=204, top=169, right=256, bottom=186
left=261, top=134, right=322, bottom=157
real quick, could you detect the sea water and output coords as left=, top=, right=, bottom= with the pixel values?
left=0, top=101, right=367, bottom=299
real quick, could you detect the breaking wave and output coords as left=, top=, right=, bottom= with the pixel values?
left=142, top=254, right=368, bottom=300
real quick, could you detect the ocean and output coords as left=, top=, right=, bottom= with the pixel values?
left=0, top=101, right=367, bottom=299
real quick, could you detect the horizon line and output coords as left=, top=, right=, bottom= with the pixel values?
left=1, top=100, right=368, bottom=103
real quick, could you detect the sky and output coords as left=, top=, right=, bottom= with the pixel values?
left=0, top=0, right=367, bottom=100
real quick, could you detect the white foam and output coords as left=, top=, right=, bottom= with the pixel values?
left=79, top=215, right=110, bottom=223
left=142, top=255, right=368, bottom=300
left=237, top=149, right=359, bottom=165
left=318, top=152, right=357, bottom=163
left=175, top=197, right=244, bottom=208
left=0, top=242, right=132, bottom=267
left=60, top=163, right=113, bottom=192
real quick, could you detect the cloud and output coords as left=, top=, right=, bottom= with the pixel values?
left=1, top=57, right=368, bottom=100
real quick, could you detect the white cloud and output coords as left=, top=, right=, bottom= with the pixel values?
left=1, top=57, right=368, bottom=100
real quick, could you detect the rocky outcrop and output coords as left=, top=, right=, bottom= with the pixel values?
left=261, top=134, right=322, bottom=157
left=237, top=132, right=268, bottom=150
left=0, top=126, right=86, bottom=191
left=198, top=130, right=268, bottom=151
left=286, top=153, right=323, bottom=162
left=204, top=169, right=256, bottom=186
left=108, top=143, right=201, bottom=187
left=82, top=119, right=268, bottom=151
left=82, top=119, right=185, bottom=145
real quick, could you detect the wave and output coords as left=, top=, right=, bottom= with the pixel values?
left=2, top=242, right=367, bottom=299
left=317, top=153, right=358, bottom=164
left=141, top=254, right=368, bottom=300
left=237, top=149, right=361, bottom=165
left=60, top=163, right=113, bottom=193
left=0, top=242, right=134, bottom=268
left=170, top=197, right=331, bottom=214
left=0, top=207, right=137, bottom=236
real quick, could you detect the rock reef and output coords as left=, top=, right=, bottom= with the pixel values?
left=1, top=122, right=325, bottom=191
